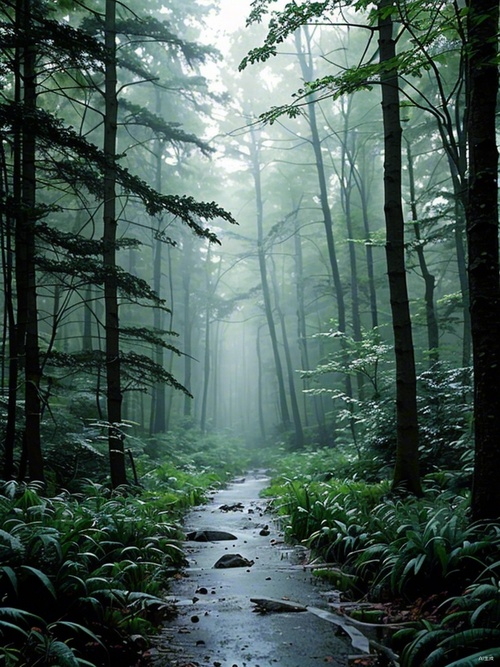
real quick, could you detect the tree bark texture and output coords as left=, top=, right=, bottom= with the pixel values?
left=2, top=23, right=21, bottom=477
left=466, top=0, right=500, bottom=521
left=104, top=0, right=126, bottom=487
left=151, top=135, right=167, bottom=434
left=378, top=1, right=422, bottom=496
left=19, top=0, right=44, bottom=483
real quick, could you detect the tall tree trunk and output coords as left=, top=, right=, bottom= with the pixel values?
left=82, top=286, right=93, bottom=351
left=466, top=0, right=500, bottom=521
left=295, top=30, right=346, bottom=338
left=19, top=0, right=44, bottom=483
left=339, top=115, right=362, bottom=348
left=211, top=319, right=221, bottom=430
left=455, top=209, right=471, bottom=366
left=1, top=113, right=18, bottom=478
left=378, top=0, right=422, bottom=496
left=444, top=161, right=470, bottom=366
left=270, top=257, right=304, bottom=448
left=256, top=324, right=266, bottom=441
left=294, top=212, right=324, bottom=431
left=150, top=87, right=167, bottom=435
left=337, top=118, right=364, bottom=399
left=162, top=243, right=176, bottom=432
left=150, top=177, right=167, bottom=433
left=249, top=125, right=291, bottom=430
left=353, top=157, right=379, bottom=329
left=200, top=246, right=212, bottom=433
left=103, top=0, right=126, bottom=487
left=405, top=139, right=439, bottom=363
left=182, top=231, right=193, bottom=420
left=436, top=99, right=470, bottom=366
left=151, top=225, right=166, bottom=434
left=295, top=28, right=354, bottom=424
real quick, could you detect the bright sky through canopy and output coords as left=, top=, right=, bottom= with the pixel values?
left=204, top=0, right=252, bottom=47
left=214, top=0, right=252, bottom=30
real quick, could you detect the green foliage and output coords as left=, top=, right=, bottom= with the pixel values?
left=394, top=577, right=500, bottom=666
left=143, top=426, right=251, bottom=481
left=270, top=475, right=388, bottom=548
left=0, top=481, right=186, bottom=666
left=120, top=100, right=214, bottom=154
left=303, top=328, right=473, bottom=476
left=266, top=448, right=500, bottom=665
left=270, top=472, right=499, bottom=604
left=416, top=365, right=472, bottom=474
left=0, top=101, right=235, bottom=238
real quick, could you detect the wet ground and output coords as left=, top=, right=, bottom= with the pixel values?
left=150, top=473, right=355, bottom=667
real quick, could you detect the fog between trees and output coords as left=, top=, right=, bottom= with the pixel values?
left=1, top=0, right=499, bottom=520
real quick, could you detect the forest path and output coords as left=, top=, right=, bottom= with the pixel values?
left=150, top=472, right=355, bottom=667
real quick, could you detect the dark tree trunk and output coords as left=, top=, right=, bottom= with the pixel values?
left=82, top=286, right=93, bottom=351
left=1, top=104, right=18, bottom=478
left=150, top=142, right=167, bottom=435
left=19, top=0, right=44, bottom=483
left=150, top=87, right=167, bottom=435
left=466, top=0, right=500, bottom=521
left=151, top=226, right=166, bottom=433
left=455, top=212, right=471, bottom=366
left=378, top=0, right=422, bottom=496
left=104, top=0, right=126, bottom=487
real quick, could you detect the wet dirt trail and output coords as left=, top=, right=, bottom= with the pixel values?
left=150, top=472, right=361, bottom=667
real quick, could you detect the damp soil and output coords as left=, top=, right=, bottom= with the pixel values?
left=149, top=472, right=355, bottom=667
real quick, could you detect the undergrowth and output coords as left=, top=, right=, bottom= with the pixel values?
left=0, top=435, right=245, bottom=667
left=0, top=480, right=187, bottom=666
left=266, top=451, right=500, bottom=667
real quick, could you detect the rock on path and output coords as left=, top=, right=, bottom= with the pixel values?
left=150, top=472, right=353, bottom=667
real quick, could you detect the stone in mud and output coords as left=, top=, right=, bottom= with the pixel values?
left=219, top=502, right=245, bottom=512
left=250, top=597, right=307, bottom=613
left=213, top=554, right=254, bottom=569
left=186, top=530, right=237, bottom=542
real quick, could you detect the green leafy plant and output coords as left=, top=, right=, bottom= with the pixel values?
left=394, top=578, right=500, bottom=666
left=0, top=481, right=187, bottom=666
